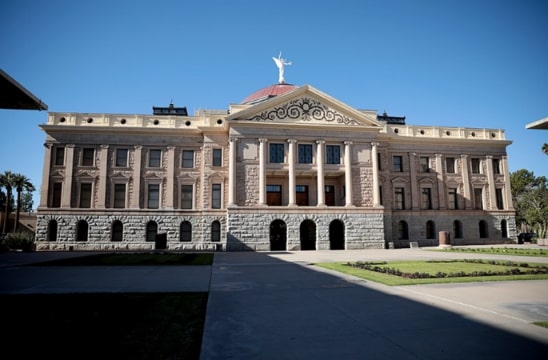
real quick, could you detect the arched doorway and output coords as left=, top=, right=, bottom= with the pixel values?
left=426, top=220, right=436, bottom=239
left=270, top=220, right=287, bottom=251
left=329, top=220, right=345, bottom=250
left=76, top=220, right=88, bottom=242
left=300, top=220, right=316, bottom=250
left=479, top=220, right=489, bottom=238
left=111, top=220, right=123, bottom=242
left=501, top=220, right=508, bottom=238
left=453, top=220, right=463, bottom=239
left=46, top=220, right=58, bottom=242
left=398, top=220, right=409, bottom=240
left=146, top=221, right=158, bottom=242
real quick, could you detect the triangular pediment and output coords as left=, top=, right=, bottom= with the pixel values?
left=227, top=85, right=382, bottom=128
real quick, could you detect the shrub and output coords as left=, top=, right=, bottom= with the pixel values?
left=4, top=232, right=35, bottom=252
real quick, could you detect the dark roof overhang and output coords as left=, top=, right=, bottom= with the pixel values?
left=0, top=69, right=48, bottom=111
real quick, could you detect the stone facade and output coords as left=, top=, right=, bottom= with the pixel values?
left=35, top=84, right=517, bottom=251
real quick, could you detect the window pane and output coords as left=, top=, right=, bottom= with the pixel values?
left=149, top=149, right=161, bottom=167
left=182, top=150, right=194, bottom=168
left=212, top=149, right=222, bottom=166
left=420, top=157, right=430, bottom=172
left=298, top=144, right=313, bottom=164
left=326, top=145, right=340, bottom=164
left=181, top=184, right=193, bottom=209
left=52, top=183, right=62, bottom=208
left=82, top=148, right=94, bottom=166
left=446, top=157, right=455, bottom=173
left=148, top=184, right=160, bottom=209
left=114, top=184, right=126, bottom=208
left=116, top=149, right=128, bottom=167
left=54, top=147, right=65, bottom=166
left=393, top=156, right=402, bottom=172
left=471, top=158, right=480, bottom=174
left=474, top=188, right=483, bottom=209
left=395, top=187, right=405, bottom=209
left=447, top=188, right=458, bottom=210
left=79, top=183, right=92, bottom=208
left=212, top=184, right=221, bottom=209
left=421, top=188, right=432, bottom=209
left=269, top=144, right=284, bottom=163
left=181, top=221, right=192, bottom=242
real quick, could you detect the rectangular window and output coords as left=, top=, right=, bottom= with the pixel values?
left=446, top=157, right=455, bottom=173
left=116, top=148, right=128, bottom=167
left=79, top=183, right=92, bottom=208
left=395, top=187, right=405, bottom=210
left=379, top=186, right=383, bottom=206
left=51, top=182, right=62, bottom=208
left=393, top=156, right=403, bottom=172
left=474, top=188, right=483, bottom=209
left=212, top=149, right=222, bottom=166
left=495, top=188, right=504, bottom=209
left=181, top=184, right=193, bottom=209
left=493, top=158, right=501, bottom=175
left=148, top=184, right=160, bottom=209
left=149, top=149, right=161, bottom=167
left=212, top=184, right=222, bottom=209
left=326, top=145, right=340, bottom=164
left=420, top=157, right=430, bottom=173
left=298, top=144, right=313, bottom=164
left=54, top=147, right=65, bottom=166
left=325, top=185, right=335, bottom=206
left=447, top=188, right=458, bottom=210
left=377, top=153, right=382, bottom=171
left=421, top=188, right=432, bottom=209
left=471, top=158, right=481, bottom=174
left=269, top=143, right=285, bottom=163
left=113, top=184, right=126, bottom=208
left=82, top=148, right=95, bottom=166
left=182, top=150, right=194, bottom=168
left=296, top=185, right=309, bottom=206
left=266, top=184, right=282, bottom=206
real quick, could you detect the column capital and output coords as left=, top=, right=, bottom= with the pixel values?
left=100, top=144, right=110, bottom=150
left=287, top=138, right=297, bottom=144
left=134, top=145, right=142, bottom=150
left=370, top=141, right=379, bottom=147
left=460, top=154, right=468, bottom=159
left=166, top=146, right=175, bottom=150
left=344, top=140, right=353, bottom=146
left=258, top=138, right=268, bottom=143
left=316, top=139, right=325, bottom=145
left=435, top=153, right=443, bottom=158
left=229, top=136, right=239, bottom=143
left=486, top=155, right=493, bottom=159
left=66, top=144, right=75, bottom=148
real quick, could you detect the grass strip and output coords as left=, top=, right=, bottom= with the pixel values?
left=31, top=252, right=214, bottom=266
left=0, top=292, right=208, bottom=360
left=428, top=247, right=548, bottom=257
left=316, top=260, right=548, bottom=286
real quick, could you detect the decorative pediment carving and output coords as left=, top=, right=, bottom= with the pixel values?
left=247, top=97, right=359, bottom=125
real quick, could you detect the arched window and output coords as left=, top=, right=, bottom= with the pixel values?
left=111, top=220, right=123, bottom=242
left=453, top=220, right=463, bottom=239
left=479, top=220, right=489, bottom=238
left=501, top=220, right=508, bottom=238
left=211, top=221, right=221, bottom=242
left=146, top=221, right=158, bottom=242
left=76, top=220, right=88, bottom=242
left=398, top=220, right=409, bottom=240
left=46, top=220, right=58, bottom=242
left=180, top=221, right=192, bottom=242
left=426, top=220, right=436, bottom=239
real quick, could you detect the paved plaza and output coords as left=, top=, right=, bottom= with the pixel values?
left=1, top=247, right=547, bottom=359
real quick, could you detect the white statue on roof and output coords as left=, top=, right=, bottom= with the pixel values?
left=272, top=52, right=292, bottom=84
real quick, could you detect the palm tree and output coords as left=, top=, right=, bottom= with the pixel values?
left=0, top=171, right=15, bottom=234
left=12, top=173, right=35, bottom=232
left=543, top=143, right=548, bottom=155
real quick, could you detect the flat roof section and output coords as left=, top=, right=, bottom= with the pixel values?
left=526, top=117, right=548, bottom=130
left=0, top=69, right=48, bottom=111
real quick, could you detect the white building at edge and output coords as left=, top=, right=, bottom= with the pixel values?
left=35, top=76, right=516, bottom=251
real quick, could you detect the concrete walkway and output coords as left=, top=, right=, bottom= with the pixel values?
left=1, top=247, right=548, bottom=359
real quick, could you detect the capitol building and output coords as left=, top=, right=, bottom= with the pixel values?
left=35, top=59, right=516, bottom=251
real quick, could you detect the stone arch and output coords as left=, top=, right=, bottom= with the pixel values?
left=453, top=220, right=463, bottom=239
left=211, top=220, right=221, bottom=242
left=180, top=221, right=192, bottom=242
left=398, top=220, right=409, bottom=240
left=426, top=220, right=436, bottom=239
left=111, top=220, right=123, bottom=242
left=329, top=219, right=345, bottom=250
left=270, top=219, right=287, bottom=251
left=146, top=221, right=158, bottom=242
left=300, top=219, right=316, bottom=250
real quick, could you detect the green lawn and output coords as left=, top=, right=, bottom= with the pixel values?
left=31, top=252, right=214, bottom=266
left=428, top=247, right=548, bottom=257
left=316, top=259, right=548, bottom=286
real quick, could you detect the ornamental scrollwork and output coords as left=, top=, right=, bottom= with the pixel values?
left=248, top=97, right=358, bottom=125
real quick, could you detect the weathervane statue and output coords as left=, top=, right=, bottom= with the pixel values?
left=272, top=52, right=292, bottom=84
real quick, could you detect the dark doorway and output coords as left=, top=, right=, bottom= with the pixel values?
left=296, top=185, right=309, bottom=206
left=300, top=220, right=316, bottom=250
left=329, top=220, right=345, bottom=250
left=270, top=220, right=287, bottom=251
left=325, top=185, right=335, bottom=206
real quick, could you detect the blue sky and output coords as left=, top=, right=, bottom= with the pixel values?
left=1, top=0, right=547, bottom=209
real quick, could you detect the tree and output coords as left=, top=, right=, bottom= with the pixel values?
left=20, top=192, right=34, bottom=213
left=510, top=169, right=548, bottom=238
left=0, top=171, right=15, bottom=234
left=12, top=174, right=35, bottom=232
left=543, top=143, right=548, bottom=155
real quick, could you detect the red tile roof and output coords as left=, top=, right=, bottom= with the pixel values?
left=242, top=83, right=298, bottom=104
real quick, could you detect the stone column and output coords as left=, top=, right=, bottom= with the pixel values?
left=371, top=142, right=380, bottom=207
left=288, top=139, right=297, bottom=206
left=502, top=156, right=513, bottom=210
left=228, top=137, right=238, bottom=207
left=61, top=144, right=74, bottom=208
left=316, top=140, right=325, bottom=206
left=435, top=153, right=446, bottom=210
left=258, top=138, right=267, bottom=206
left=165, top=146, right=175, bottom=209
left=344, top=141, right=354, bottom=207
left=97, top=145, right=109, bottom=209
left=131, top=146, right=142, bottom=209
left=409, top=152, right=418, bottom=210
left=39, top=144, right=52, bottom=208
left=486, top=155, right=496, bottom=210
left=461, top=155, right=471, bottom=209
